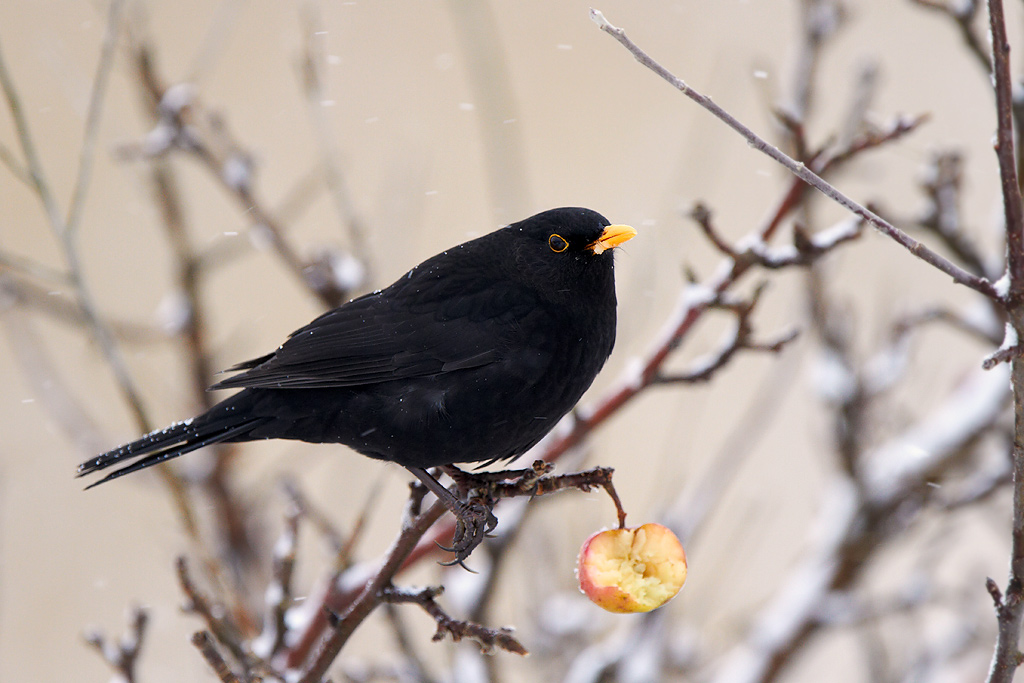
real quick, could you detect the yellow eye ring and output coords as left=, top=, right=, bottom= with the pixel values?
left=549, top=234, right=569, bottom=253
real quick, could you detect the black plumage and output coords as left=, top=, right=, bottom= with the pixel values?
left=78, top=207, right=635, bottom=557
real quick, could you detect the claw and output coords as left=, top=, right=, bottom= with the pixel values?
left=443, top=499, right=497, bottom=563
left=406, top=466, right=499, bottom=565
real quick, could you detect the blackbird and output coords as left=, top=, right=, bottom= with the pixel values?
left=78, top=207, right=636, bottom=559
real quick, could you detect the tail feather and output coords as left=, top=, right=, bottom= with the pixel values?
left=78, top=401, right=264, bottom=488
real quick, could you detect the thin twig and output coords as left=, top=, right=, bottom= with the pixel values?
left=380, top=585, right=527, bottom=655
left=0, top=273, right=167, bottom=343
left=125, top=37, right=350, bottom=308
left=191, top=631, right=243, bottom=683
left=910, top=0, right=990, bottom=71
left=296, top=497, right=448, bottom=682
left=0, top=140, right=32, bottom=187
left=589, top=8, right=1000, bottom=301
left=265, top=503, right=300, bottom=658
left=300, top=6, right=373, bottom=280
left=176, top=556, right=252, bottom=668
left=84, top=606, right=149, bottom=683
left=0, top=14, right=152, bottom=435
left=65, top=0, right=125, bottom=237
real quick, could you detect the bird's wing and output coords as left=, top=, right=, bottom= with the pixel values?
left=211, top=271, right=534, bottom=390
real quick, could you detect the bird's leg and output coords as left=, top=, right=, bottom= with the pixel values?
left=405, top=467, right=498, bottom=564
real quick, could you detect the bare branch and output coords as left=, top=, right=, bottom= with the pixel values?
left=985, top=1, right=1024, bottom=679
left=84, top=606, right=149, bottom=683
left=300, top=6, right=373, bottom=281
left=909, top=0, right=990, bottom=71
left=711, top=365, right=1009, bottom=683
left=988, top=0, right=1024, bottom=301
left=191, top=631, right=243, bottom=683
left=176, top=556, right=252, bottom=669
left=264, top=503, right=300, bottom=658
left=590, top=8, right=1001, bottom=301
left=915, top=150, right=991, bottom=277
left=0, top=13, right=153, bottom=435
left=64, top=0, right=125, bottom=237
left=892, top=306, right=1002, bottom=347
left=295, top=497, right=447, bottom=682
left=380, top=585, right=527, bottom=655
left=123, top=37, right=354, bottom=308
left=0, top=140, right=32, bottom=187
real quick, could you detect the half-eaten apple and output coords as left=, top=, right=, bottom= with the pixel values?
left=576, top=522, right=687, bottom=613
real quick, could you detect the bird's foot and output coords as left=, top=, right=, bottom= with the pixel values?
left=406, top=466, right=499, bottom=565
left=438, top=497, right=498, bottom=565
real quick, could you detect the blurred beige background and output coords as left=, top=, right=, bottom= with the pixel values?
left=0, top=0, right=1014, bottom=681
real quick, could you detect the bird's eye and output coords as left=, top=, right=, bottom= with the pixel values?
left=548, top=234, right=569, bottom=253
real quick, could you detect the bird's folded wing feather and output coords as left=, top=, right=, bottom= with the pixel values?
left=210, top=281, right=532, bottom=390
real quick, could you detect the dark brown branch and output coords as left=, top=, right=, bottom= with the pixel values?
left=379, top=585, right=527, bottom=655
left=986, top=0, right=1024, bottom=680
left=826, top=113, right=930, bottom=169
left=590, top=9, right=1001, bottom=301
left=191, top=631, right=243, bottom=683
left=989, top=0, right=1024, bottom=299
left=652, top=279, right=798, bottom=384
left=752, top=113, right=924, bottom=245
left=176, top=556, right=252, bottom=669
left=441, top=461, right=628, bottom=531
left=496, top=464, right=628, bottom=529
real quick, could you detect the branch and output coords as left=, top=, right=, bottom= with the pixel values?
left=379, top=585, right=527, bottom=655
left=283, top=33, right=903, bottom=657
left=84, top=606, right=149, bottom=683
left=0, top=3, right=153, bottom=434
left=295, top=496, right=448, bottom=682
left=191, top=631, right=243, bottom=683
left=988, top=0, right=1024, bottom=302
left=915, top=150, right=991, bottom=277
left=123, top=38, right=356, bottom=309
left=652, top=282, right=799, bottom=385
left=64, top=0, right=125, bottom=238
left=176, top=556, right=254, bottom=670
left=589, top=8, right=1001, bottom=301
left=263, top=503, right=300, bottom=658
left=909, top=0, right=990, bottom=72
left=300, top=7, right=373, bottom=278
left=986, top=0, right=1024, bottom=679
left=711, top=365, right=1010, bottom=683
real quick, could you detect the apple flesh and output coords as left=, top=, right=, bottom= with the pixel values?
left=576, top=523, right=687, bottom=613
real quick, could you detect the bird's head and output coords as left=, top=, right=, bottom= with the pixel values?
left=505, top=207, right=636, bottom=307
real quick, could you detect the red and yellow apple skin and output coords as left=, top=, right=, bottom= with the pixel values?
left=576, top=523, right=687, bottom=613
